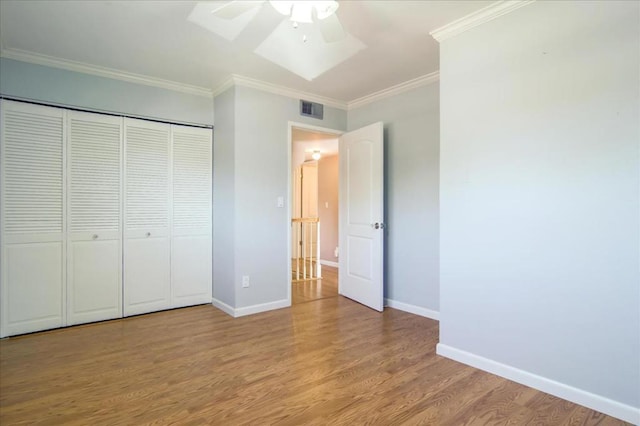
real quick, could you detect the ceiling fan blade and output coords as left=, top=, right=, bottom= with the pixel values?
left=318, top=13, right=345, bottom=43
left=211, top=1, right=263, bottom=20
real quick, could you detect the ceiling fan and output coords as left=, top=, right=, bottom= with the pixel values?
left=210, top=0, right=346, bottom=43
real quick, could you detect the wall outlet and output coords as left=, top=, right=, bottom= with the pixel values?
left=242, top=275, right=250, bottom=288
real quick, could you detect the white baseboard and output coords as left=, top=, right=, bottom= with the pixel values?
left=319, top=259, right=339, bottom=268
left=436, top=344, right=640, bottom=425
left=235, top=299, right=289, bottom=317
left=211, top=298, right=235, bottom=317
left=384, top=298, right=440, bottom=321
left=212, top=298, right=290, bottom=318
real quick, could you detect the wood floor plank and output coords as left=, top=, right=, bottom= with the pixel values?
left=0, top=297, right=631, bottom=425
left=292, top=265, right=338, bottom=304
left=561, top=406, right=627, bottom=426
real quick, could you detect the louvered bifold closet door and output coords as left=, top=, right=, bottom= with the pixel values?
left=67, top=111, right=122, bottom=325
left=123, top=118, right=171, bottom=316
left=0, top=101, right=65, bottom=337
left=171, top=125, right=212, bottom=307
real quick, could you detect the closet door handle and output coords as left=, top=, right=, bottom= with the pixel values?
left=146, top=232, right=151, bottom=237
left=92, top=234, right=98, bottom=240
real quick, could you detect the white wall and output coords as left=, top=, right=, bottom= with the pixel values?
left=348, top=83, right=440, bottom=314
left=214, top=86, right=347, bottom=311
left=212, top=87, right=236, bottom=306
left=0, top=58, right=214, bottom=126
left=439, top=0, right=639, bottom=420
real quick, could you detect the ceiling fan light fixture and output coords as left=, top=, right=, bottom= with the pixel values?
left=269, top=1, right=339, bottom=23
left=315, top=1, right=339, bottom=20
left=269, top=1, right=294, bottom=16
left=290, top=2, right=314, bottom=24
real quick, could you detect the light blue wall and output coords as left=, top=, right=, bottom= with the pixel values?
left=348, top=84, right=440, bottom=313
left=439, top=0, right=639, bottom=415
left=0, top=58, right=214, bottom=126
left=215, top=85, right=347, bottom=309
left=212, top=87, right=236, bottom=306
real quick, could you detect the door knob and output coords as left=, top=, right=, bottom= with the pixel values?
left=92, top=234, right=98, bottom=240
left=146, top=232, right=151, bottom=237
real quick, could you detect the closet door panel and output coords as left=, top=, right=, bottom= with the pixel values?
left=68, top=239, right=120, bottom=324
left=124, top=238, right=170, bottom=314
left=123, top=119, right=171, bottom=316
left=172, top=235, right=211, bottom=307
left=171, top=125, right=212, bottom=307
left=1, top=100, right=65, bottom=337
left=67, top=111, right=122, bottom=325
left=2, top=243, right=63, bottom=336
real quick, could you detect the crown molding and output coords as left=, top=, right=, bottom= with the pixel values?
left=2, top=48, right=438, bottom=111
left=212, top=76, right=236, bottom=98
left=213, top=74, right=348, bottom=110
left=213, top=72, right=440, bottom=111
left=430, top=0, right=535, bottom=43
left=0, top=48, right=214, bottom=98
left=347, top=71, right=439, bottom=110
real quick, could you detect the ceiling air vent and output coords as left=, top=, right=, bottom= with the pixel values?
left=300, top=100, right=323, bottom=120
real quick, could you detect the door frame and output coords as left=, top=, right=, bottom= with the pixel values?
left=287, top=121, right=343, bottom=306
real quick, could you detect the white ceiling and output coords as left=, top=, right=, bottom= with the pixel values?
left=0, top=0, right=492, bottom=103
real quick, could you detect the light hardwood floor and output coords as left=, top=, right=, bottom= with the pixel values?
left=0, top=297, right=629, bottom=425
left=292, top=265, right=338, bottom=304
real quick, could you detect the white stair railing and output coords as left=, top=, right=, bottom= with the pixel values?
left=292, top=217, right=321, bottom=281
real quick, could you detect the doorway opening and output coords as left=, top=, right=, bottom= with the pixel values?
left=289, top=123, right=341, bottom=305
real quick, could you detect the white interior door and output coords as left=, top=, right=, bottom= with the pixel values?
left=123, top=118, right=171, bottom=316
left=0, top=101, right=66, bottom=337
left=67, top=111, right=122, bottom=325
left=338, top=122, right=384, bottom=311
left=301, top=163, right=319, bottom=268
left=301, top=162, right=318, bottom=217
left=171, top=125, right=212, bottom=307
left=292, top=163, right=319, bottom=261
